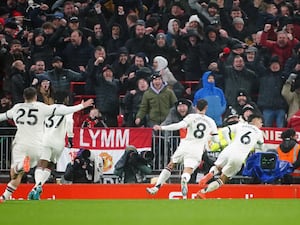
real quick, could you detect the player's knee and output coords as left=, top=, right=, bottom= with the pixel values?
left=181, top=173, right=191, bottom=183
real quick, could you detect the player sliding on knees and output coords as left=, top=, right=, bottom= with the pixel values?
left=146, top=99, right=219, bottom=199
left=196, top=114, right=264, bottom=199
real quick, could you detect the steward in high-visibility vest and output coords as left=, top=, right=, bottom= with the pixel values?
left=277, top=128, right=300, bottom=183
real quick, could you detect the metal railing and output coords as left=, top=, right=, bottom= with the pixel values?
left=0, top=128, right=183, bottom=174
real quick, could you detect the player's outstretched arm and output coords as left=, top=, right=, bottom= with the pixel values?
left=54, top=99, right=94, bottom=115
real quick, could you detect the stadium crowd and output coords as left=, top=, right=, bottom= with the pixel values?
left=0, top=0, right=300, bottom=193
left=1, top=0, right=300, bottom=128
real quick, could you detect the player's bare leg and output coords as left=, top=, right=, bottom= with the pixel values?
left=1, top=167, right=24, bottom=201
left=146, top=162, right=174, bottom=195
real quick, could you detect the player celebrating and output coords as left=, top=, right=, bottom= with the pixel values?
left=27, top=91, right=75, bottom=200
left=146, top=99, right=219, bottom=199
left=196, top=114, right=264, bottom=199
left=0, top=87, right=93, bottom=202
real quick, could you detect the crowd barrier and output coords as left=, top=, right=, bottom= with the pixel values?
left=0, top=127, right=290, bottom=176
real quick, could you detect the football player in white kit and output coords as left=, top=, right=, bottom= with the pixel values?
left=0, top=87, right=93, bottom=202
left=27, top=91, right=75, bottom=200
left=146, top=99, right=220, bottom=199
left=196, top=114, right=264, bottom=199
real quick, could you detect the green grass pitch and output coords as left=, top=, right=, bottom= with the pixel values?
left=0, top=199, right=298, bottom=225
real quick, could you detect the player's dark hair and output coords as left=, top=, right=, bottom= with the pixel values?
left=54, top=90, right=70, bottom=105
left=23, top=87, right=37, bottom=100
left=247, top=114, right=262, bottom=123
left=196, top=99, right=208, bottom=111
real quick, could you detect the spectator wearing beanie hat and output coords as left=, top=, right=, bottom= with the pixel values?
left=123, top=70, right=150, bottom=127
left=229, top=16, right=252, bottom=44
left=225, top=88, right=260, bottom=117
left=161, top=97, right=196, bottom=138
left=257, top=56, right=287, bottom=127
left=152, top=56, right=184, bottom=98
left=135, top=70, right=177, bottom=127
left=186, top=14, right=204, bottom=40
left=188, top=0, right=220, bottom=26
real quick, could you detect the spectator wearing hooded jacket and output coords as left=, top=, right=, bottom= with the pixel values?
left=257, top=55, right=288, bottom=127
left=193, top=71, right=226, bottom=126
left=135, top=72, right=177, bottom=127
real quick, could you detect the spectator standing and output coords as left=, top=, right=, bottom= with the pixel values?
left=281, top=73, right=300, bottom=120
left=222, top=55, right=257, bottom=106
left=193, top=71, right=227, bottom=127
left=93, top=65, right=121, bottom=127
left=35, top=75, right=55, bottom=105
left=125, top=19, right=154, bottom=58
left=260, top=23, right=299, bottom=67
left=62, top=29, right=94, bottom=73
left=152, top=56, right=184, bottom=98
left=135, top=73, right=177, bottom=127
left=85, top=46, right=107, bottom=95
left=123, top=75, right=149, bottom=127
left=10, top=60, right=29, bottom=104
left=257, top=56, right=288, bottom=127
left=45, top=56, right=84, bottom=94
left=111, top=47, right=131, bottom=84
left=188, top=0, right=220, bottom=26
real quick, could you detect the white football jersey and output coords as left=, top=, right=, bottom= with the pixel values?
left=162, top=113, right=218, bottom=144
left=222, top=122, right=264, bottom=155
left=0, top=101, right=82, bottom=147
left=43, top=104, right=74, bottom=148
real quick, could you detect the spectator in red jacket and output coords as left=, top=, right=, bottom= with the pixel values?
left=260, top=23, right=299, bottom=67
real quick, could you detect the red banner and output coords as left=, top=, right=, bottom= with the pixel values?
left=73, top=128, right=153, bottom=150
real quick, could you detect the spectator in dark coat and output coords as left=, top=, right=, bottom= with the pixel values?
left=10, top=60, right=29, bottom=104
left=44, top=56, right=84, bottom=94
left=125, top=19, right=155, bottom=57
left=222, top=55, right=257, bottom=106
left=123, top=75, right=149, bottom=127
left=62, top=29, right=94, bottom=73
left=181, top=29, right=206, bottom=81
left=257, top=56, right=288, bottom=127
left=93, top=65, right=121, bottom=127
left=224, top=88, right=260, bottom=119
left=85, top=46, right=108, bottom=95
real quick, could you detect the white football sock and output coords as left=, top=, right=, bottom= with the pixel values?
left=155, top=168, right=171, bottom=188
left=34, top=168, right=51, bottom=188
left=2, top=182, right=17, bottom=200
left=40, top=169, right=51, bottom=186
left=203, top=178, right=223, bottom=193
left=34, top=167, right=44, bottom=188
left=181, top=173, right=191, bottom=183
